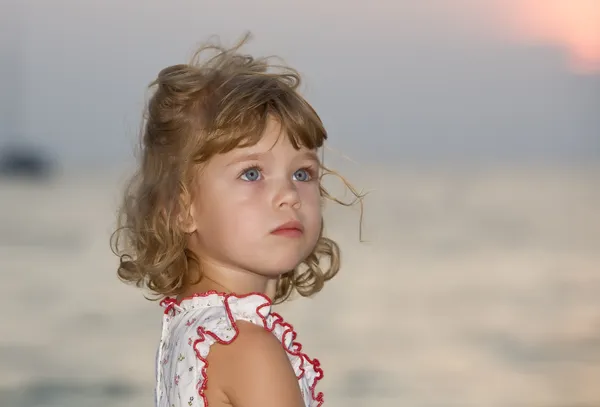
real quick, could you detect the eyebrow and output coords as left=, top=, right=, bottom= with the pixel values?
left=226, top=152, right=265, bottom=166
left=226, top=150, right=320, bottom=167
left=300, top=151, right=320, bottom=163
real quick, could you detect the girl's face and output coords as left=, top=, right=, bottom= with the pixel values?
left=186, top=118, right=323, bottom=280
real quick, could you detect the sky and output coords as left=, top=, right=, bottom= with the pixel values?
left=1, top=0, right=599, bottom=168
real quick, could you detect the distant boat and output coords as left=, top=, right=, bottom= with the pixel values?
left=0, top=145, right=56, bottom=179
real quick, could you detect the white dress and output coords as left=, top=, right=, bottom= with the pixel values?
left=155, top=291, right=324, bottom=407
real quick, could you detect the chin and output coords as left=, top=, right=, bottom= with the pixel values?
left=264, top=262, right=303, bottom=277
left=239, top=243, right=315, bottom=277
left=250, top=256, right=305, bottom=277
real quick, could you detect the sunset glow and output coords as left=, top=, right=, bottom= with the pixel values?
left=511, top=0, right=600, bottom=73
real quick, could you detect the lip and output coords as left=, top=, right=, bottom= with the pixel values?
left=271, top=220, right=304, bottom=235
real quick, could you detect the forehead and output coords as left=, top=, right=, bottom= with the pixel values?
left=259, top=119, right=314, bottom=150
left=229, top=119, right=319, bottom=159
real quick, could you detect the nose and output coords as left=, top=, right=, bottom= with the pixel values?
left=273, top=178, right=301, bottom=210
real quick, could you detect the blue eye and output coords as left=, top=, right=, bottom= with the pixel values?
left=293, top=168, right=312, bottom=182
left=240, top=167, right=262, bottom=181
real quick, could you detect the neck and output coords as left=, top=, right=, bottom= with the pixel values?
left=179, top=258, right=279, bottom=300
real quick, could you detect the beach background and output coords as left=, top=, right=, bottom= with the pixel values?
left=1, top=1, right=599, bottom=406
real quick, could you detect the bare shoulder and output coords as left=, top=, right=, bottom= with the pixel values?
left=206, top=320, right=304, bottom=407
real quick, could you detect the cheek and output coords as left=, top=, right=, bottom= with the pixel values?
left=299, top=184, right=322, bottom=226
left=194, top=190, right=238, bottom=235
left=219, top=188, right=264, bottom=232
left=299, top=183, right=321, bottom=208
left=197, top=199, right=257, bottom=254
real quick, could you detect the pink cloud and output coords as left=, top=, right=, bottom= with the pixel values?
left=506, top=0, right=600, bottom=73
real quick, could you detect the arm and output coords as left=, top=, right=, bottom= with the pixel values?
left=207, top=321, right=304, bottom=407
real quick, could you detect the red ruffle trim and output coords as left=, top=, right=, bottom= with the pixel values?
left=160, top=291, right=324, bottom=406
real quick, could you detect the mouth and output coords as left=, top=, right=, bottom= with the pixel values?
left=271, top=220, right=304, bottom=237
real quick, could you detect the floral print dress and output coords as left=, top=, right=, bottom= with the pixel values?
left=155, top=291, right=324, bottom=407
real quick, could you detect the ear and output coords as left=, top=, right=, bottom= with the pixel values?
left=176, top=186, right=198, bottom=234
left=177, top=202, right=198, bottom=234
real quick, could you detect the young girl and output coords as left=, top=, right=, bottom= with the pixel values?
left=112, top=34, right=353, bottom=407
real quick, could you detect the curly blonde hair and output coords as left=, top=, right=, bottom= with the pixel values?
left=111, top=34, right=355, bottom=304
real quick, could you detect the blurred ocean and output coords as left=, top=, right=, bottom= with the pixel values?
left=1, top=162, right=599, bottom=407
